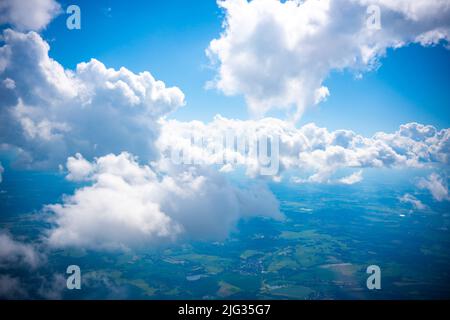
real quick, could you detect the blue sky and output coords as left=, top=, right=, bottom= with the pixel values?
left=41, top=0, right=450, bottom=136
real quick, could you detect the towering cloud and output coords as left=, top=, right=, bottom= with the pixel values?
left=207, top=0, right=450, bottom=119
left=0, top=29, right=185, bottom=168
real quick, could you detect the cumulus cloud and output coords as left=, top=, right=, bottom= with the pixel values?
left=338, top=170, right=363, bottom=185
left=0, top=0, right=61, bottom=31
left=0, top=26, right=282, bottom=254
left=45, top=152, right=282, bottom=250
left=399, top=193, right=427, bottom=210
left=418, top=173, right=449, bottom=201
left=0, top=232, right=42, bottom=269
left=158, top=116, right=450, bottom=182
left=207, top=0, right=450, bottom=119
left=0, top=29, right=185, bottom=168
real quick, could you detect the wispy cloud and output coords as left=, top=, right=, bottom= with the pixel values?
left=418, top=173, right=449, bottom=201
left=399, top=193, right=427, bottom=210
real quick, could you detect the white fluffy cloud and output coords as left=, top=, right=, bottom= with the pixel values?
left=418, top=173, right=449, bottom=201
left=0, top=233, right=42, bottom=269
left=0, top=29, right=185, bottom=168
left=45, top=152, right=282, bottom=250
left=158, top=116, right=450, bottom=182
left=207, top=0, right=450, bottom=119
left=0, top=0, right=61, bottom=31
